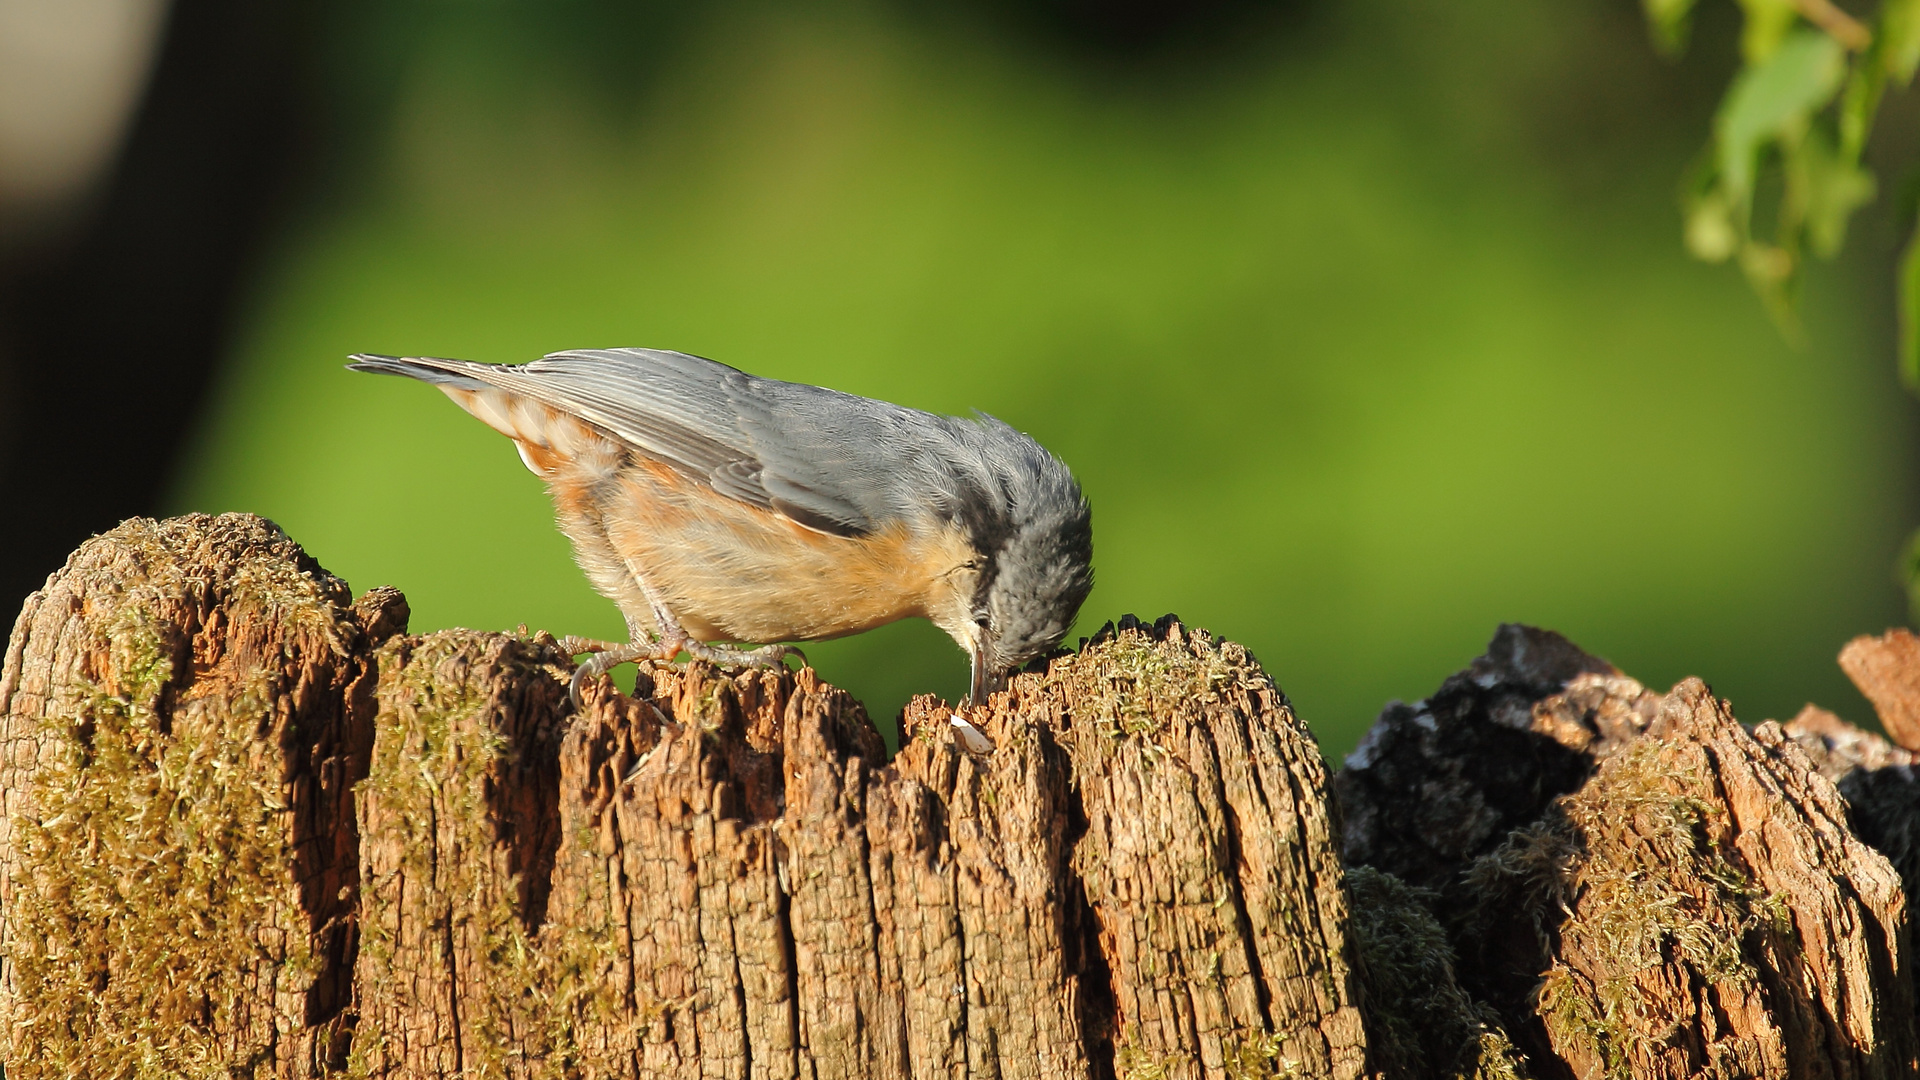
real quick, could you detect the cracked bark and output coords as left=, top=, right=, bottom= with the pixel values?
left=1339, top=626, right=1920, bottom=1080
left=0, top=516, right=1363, bottom=1078
left=8, top=515, right=1920, bottom=1079
left=0, top=514, right=397, bottom=1076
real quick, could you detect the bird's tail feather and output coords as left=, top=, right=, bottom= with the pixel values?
left=346, top=353, right=493, bottom=391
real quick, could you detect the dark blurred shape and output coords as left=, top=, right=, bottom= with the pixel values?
left=0, top=0, right=318, bottom=614
left=492, top=0, right=707, bottom=121
left=940, top=0, right=1305, bottom=59
left=313, top=0, right=712, bottom=145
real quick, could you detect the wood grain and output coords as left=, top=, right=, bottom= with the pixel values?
left=9, top=516, right=1920, bottom=1079
left=0, top=514, right=403, bottom=1076
left=1840, top=629, right=1920, bottom=752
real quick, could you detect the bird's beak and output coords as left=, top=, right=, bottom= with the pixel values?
left=967, top=630, right=1005, bottom=707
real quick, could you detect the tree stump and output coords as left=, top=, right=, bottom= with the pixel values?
left=1338, top=627, right=1920, bottom=1079
left=0, top=516, right=1364, bottom=1078
left=3, top=513, right=1920, bottom=1080
left=0, top=513, right=396, bottom=1076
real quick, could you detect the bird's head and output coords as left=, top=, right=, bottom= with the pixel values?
left=965, top=514, right=1094, bottom=702
left=936, top=421, right=1094, bottom=705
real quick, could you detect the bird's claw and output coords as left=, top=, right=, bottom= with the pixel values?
left=567, top=637, right=804, bottom=711
left=568, top=643, right=651, bottom=709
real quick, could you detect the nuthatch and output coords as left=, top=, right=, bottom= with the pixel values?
left=348, top=348, right=1094, bottom=707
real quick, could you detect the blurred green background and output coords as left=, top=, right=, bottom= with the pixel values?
left=167, top=0, right=1917, bottom=755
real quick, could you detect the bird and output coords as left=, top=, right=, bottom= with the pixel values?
left=347, top=347, right=1094, bottom=708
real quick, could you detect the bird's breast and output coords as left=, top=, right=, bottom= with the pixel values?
left=591, top=458, right=977, bottom=644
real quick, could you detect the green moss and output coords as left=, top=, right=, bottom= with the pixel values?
left=1483, top=740, right=1779, bottom=1080
left=349, top=631, right=628, bottom=1078
left=1221, top=1031, right=1307, bottom=1080
left=687, top=669, right=730, bottom=737
left=352, top=633, right=509, bottom=1075
left=1053, top=624, right=1243, bottom=749
left=1114, top=1041, right=1176, bottom=1080
left=1469, top=1031, right=1531, bottom=1080
left=2, top=517, right=356, bottom=1078
left=1348, top=866, right=1528, bottom=1080
left=7, top=638, right=315, bottom=1078
left=1112, top=1029, right=1315, bottom=1080
left=105, top=609, right=177, bottom=707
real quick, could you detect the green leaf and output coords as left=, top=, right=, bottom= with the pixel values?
left=1645, top=0, right=1700, bottom=54
left=1902, top=218, right=1920, bottom=390
left=1838, top=60, right=1884, bottom=160
left=1716, top=29, right=1849, bottom=205
left=1797, top=127, right=1876, bottom=258
left=1736, top=0, right=1802, bottom=62
left=1841, top=0, right=1920, bottom=159
left=1883, top=0, right=1920, bottom=82
left=1684, top=190, right=1741, bottom=261
left=1740, top=241, right=1800, bottom=335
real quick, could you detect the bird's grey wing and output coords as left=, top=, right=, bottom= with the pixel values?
left=469, top=348, right=895, bottom=537
left=723, top=378, right=968, bottom=536
left=502, top=348, right=754, bottom=478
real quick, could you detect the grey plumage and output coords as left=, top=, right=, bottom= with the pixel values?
left=349, top=347, right=1094, bottom=684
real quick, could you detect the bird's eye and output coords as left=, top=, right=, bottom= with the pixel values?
left=947, top=557, right=986, bottom=581
left=974, top=614, right=992, bottom=629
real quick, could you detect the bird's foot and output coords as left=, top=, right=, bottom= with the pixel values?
left=567, top=640, right=658, bottom=709
left=560, top=635, right=626, bottom=656
left=565, top=624, right=804, bottom=708
left=684, top=640, right=806, bottom=671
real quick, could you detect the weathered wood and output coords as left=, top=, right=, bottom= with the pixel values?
left=1784, top=705, right=1920, bottom=977
left=982, top=618, right=1367, bottom=1078
left=1840, top=629, right=1920, bottom=752
left=1783, top=704, right=1919, bottom=781
left=12, top=516, right=1920, bottom=1080
left=0, top=514, right=404, bottom=1076
left=1519, top=681, right=1914, bottom=1078
left=348, top=629, right=567, bottom=1075
left=1340, top=628, right=1920, bottom=1080
left=0, top=516, right=1364, bottom=1078
left=384, top=615, right=1367, bottom=1078
left=1334, top=624, right=1661, bottom=897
